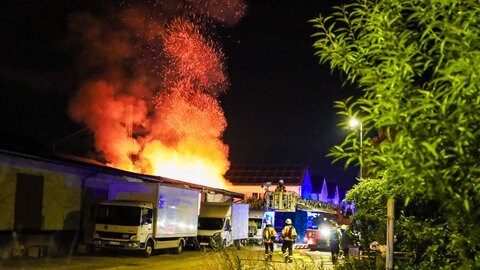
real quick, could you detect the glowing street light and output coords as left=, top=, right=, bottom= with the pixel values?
left=349, top=117, right=363, bottom=179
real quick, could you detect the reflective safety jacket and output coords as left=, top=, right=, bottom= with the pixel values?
left=281, top=225, right=297, bottom=242
left=263, top=226, right=277, bottom=243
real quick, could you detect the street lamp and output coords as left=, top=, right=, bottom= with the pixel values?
left=348, top=117, right=363, bottom=179
left=350, top=117, right=393, bottom=268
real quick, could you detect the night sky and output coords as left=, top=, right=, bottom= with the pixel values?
left=0, top=0, right=358, bottom=188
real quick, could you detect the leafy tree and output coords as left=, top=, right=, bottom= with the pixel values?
left=344, top=173, right=390, bottom=252
left=311, top=0, right=480, bottom=269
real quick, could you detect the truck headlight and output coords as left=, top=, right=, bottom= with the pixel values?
left=321, top=228, right=330, bottom=237
left=128, top=242, right=140, bottom=248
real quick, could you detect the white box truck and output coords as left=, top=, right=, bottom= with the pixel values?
left=197, top=202, right=249, bottom=250
left=92, top=182, right=200, bottom=257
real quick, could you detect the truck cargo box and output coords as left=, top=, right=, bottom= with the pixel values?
left=108, top=182, right=199, bottom=238
left=232, top=203, right=249, bottom=241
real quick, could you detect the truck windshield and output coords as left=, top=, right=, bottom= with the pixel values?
left=198, top=217, right=224, bottom=230
left=95, top=205, right=141, bottom=226
left=248, top=218, right=262, bottom=237
left=249, top=218, right=262, bottom=229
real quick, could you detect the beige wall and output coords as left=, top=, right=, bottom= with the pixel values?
left=0, top=164, right=16, bottom=230
left=0, top=154, right=83, bottom=231
left=43, top=173, right=82, bottom=230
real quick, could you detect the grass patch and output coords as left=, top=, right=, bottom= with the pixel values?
left=204, top=247, right=328, bottom=270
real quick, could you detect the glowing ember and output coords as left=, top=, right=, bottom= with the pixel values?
left=186, top=0, right=247, bottom=26
left=162, top=17, right=229, bottom=95
left=67, top=2, right=245, bottom=189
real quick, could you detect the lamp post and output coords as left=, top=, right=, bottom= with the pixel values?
left=349, top=118, right=393, bottom=268
left=348, top=118, right=363, bottom=179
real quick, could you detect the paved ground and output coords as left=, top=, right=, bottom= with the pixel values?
left=0, top=245, right=335, bottom=270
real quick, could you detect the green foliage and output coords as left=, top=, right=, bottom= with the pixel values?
left=311, top=0, right=480, bottom=269
left=334, top=256, right=377, bottom=270
left=242, top=196, right=265, bottom=210
left=344, top=173, right=391, bottom=250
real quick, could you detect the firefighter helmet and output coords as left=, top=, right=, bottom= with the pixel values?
left=285, top=218, right=292, bottom=225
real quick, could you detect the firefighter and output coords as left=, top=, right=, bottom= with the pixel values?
left=262, top=220, right=277, bottom=261
left=280, top=218, right=297, bottom=263
left=340, top=224, right=353, bottom=258
left=275, top=179, right=286, bottom=192
left=329, top=221, right=342, bottom=263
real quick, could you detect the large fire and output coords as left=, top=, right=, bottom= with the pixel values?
left=67, top=1, right=246, bottom=189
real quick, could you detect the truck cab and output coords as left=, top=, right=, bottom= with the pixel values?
left=197, top=202, right=249, bottom=250
left=197, top=203, right=232, bottom=249
left=93, top=201, right=155, bottom=254
left=306, top=219, right=338, bottom=251
left=248, top=210, right=265, bottom=245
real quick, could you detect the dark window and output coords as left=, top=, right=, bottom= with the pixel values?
left=198, top=217, right=224, bottom=230
left=95, top=205, right=141, bottom=226
left=15, top=173, right=44, bottom=231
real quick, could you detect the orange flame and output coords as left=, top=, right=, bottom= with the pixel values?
left=68, top=3, right=244, bottom=190
left=142, top=140, right=229, bottom=189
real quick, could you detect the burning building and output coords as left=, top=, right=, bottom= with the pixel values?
left=0, top=148, right=243, bottom=258
left=67, top=1, right=246, bottom=190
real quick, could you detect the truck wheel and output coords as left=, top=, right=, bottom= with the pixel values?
left=144, top=240, right=154, bottom=258
left=220, top=240, right=226, bottom=250
left=209, top=237, right=219, bottom=251
left=173, top=240, right=183, bottom=254
left=234, top=240, right=242, bottom=250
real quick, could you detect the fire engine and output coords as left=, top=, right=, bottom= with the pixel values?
left=260, top=188, right=350, bottom=249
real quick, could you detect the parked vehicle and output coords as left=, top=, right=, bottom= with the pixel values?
left=197, top=202, right=249, bottom=250
left=92, top=182, right=200, bottom=257
left=306, top=220, right=337, bottom=251
left=248, top=210, right=265, bottom=245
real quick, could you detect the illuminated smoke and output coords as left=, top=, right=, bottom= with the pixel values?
left=186, top=0, right=247, bottom=26
left=69, top=80, right=147, bottom=171
left=68, top=1, right=245, bottom=189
